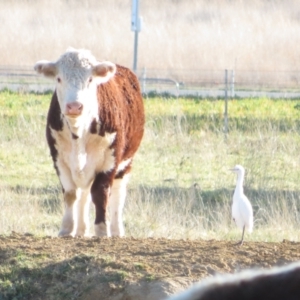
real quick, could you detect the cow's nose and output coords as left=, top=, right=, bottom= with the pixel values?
left=66, top=102, right=83, bottom=116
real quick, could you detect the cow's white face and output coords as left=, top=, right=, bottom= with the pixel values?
left=34, top=48, right=116, bottom=132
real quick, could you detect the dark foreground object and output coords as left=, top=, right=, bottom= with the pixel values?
left=167, top=261, right=300, bottom=300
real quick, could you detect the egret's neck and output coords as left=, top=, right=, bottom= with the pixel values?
left=234, top=173, right=244, bottom=196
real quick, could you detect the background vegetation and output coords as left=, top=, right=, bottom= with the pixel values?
left=1, top=91, right=300, bottom=242
left=1, top=0, right=300, bottom=72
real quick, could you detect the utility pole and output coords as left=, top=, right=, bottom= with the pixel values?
left=131, top=0, right=142, bottom=73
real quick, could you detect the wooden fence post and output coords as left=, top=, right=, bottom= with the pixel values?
left=231, top=69, right=235, bottom=98
left=224, top=69, right=228, bottom=140
left=142, top=67, right=146, bottom=94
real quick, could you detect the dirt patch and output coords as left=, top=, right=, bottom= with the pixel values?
left=1, top=232, right=300, bottom=299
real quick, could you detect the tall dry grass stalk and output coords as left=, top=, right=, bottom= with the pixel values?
left=1, top=0, right=300, bottom=71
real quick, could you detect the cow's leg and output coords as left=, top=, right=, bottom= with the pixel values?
left=109, top=174, right=130, bottom=237
left=59, top=188, right=78, bottom=237
left=91, top=172, right=113, bottom=237
left=57, top=162, right=78, bottom=237
left=75, top=189, right=91, bottom=237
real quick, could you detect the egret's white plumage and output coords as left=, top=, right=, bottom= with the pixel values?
left=230, top=164, right=253, bottom=245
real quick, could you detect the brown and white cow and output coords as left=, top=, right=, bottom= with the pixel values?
left=34, top=48, right=144, bottom=237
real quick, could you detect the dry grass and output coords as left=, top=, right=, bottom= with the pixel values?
left=125, top=98, right=300, bottom=241
left=1, top=92, right=300, bottom=242
left=1, top=0, right=300, bottom=72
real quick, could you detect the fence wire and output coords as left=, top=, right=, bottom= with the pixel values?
left=1, top=66, right=300, bottom=98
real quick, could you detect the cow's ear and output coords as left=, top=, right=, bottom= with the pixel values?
left=92, top=62, right=116, bottom=83
left=34, top=61, right=57, bottom=77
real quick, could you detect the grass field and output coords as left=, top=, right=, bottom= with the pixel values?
left=0, top=91, right=300, bottom=242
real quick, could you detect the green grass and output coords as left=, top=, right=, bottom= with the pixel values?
left=133, top=96, right=300, bottom=189
left=1, top=91, right=300, bottom=241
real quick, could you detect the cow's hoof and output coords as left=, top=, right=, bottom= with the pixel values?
left=58, top=230, right=74, bottom=238
left=95, top=222, right=111, bottom=237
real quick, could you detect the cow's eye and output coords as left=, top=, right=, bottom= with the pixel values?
left=57, top=77, right=61, bottom=83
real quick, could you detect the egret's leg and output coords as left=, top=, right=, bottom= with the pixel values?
left=234, top=225, right=245, bottom=246
left=240, top=225, right=245, bottom=246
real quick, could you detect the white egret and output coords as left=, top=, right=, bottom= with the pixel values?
left=230, top=165, right=253, bottom=246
